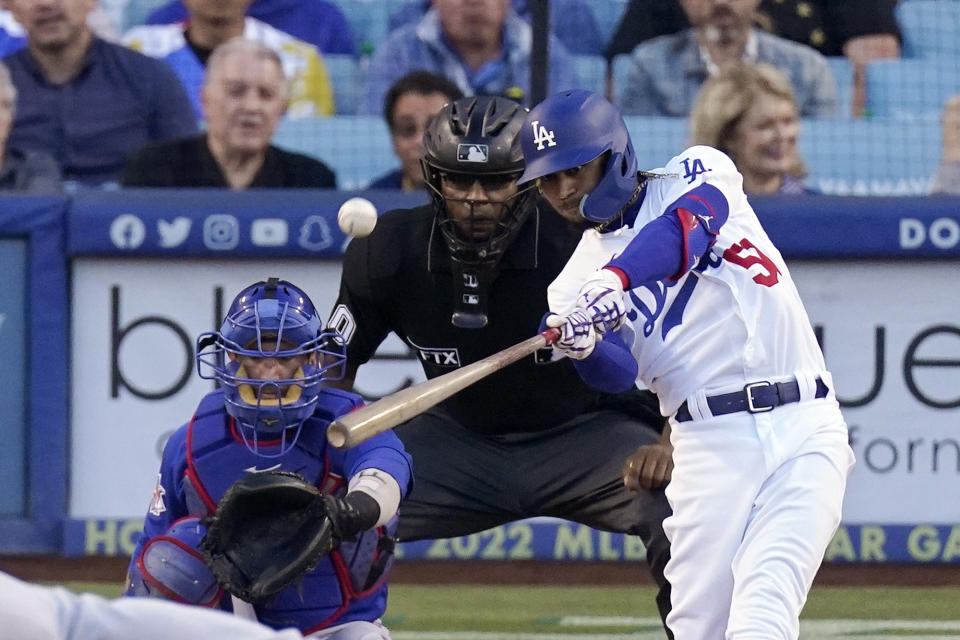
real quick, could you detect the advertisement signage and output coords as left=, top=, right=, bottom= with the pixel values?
left=69, top=260, right=960, bottom=527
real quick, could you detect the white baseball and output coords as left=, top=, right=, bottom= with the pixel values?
left=337, top=197, right=378, bottom=238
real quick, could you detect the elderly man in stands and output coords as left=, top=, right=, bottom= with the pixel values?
left=618, top=0, right=836, bottom=118
left=362, top=0, right=577, bottom=115
left=124, top=0, right=334, bottom=119
left=2, top=0, right=197, bottom=187
left=122, top=38, right=335, bottom=190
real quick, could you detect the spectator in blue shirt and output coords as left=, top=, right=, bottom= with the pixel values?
left=3, top=0, right=197, bottom=186
left=617, top=0, right=836, bottom=118
left=362, top=0, right=578, bottom=115
left=388, top=0, right=604, bottom=56
left=143, top=0, right=355, bottom=56
left=368, top=70, right=462, bottom=191
left=0, top=59, right=60, bottom=192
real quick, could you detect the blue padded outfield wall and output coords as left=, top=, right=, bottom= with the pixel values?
left=2, top=190, right=959, bottom=562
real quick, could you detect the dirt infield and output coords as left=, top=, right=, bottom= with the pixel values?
left=2, top=555, right=958, bottom=586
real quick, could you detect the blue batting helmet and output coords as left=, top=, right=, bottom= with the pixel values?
left=196, top=278, right=345, bottom=457
left=519, top=90, right=638, bottom=224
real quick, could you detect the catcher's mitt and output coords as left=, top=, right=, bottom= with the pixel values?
left=200, top=470, right=335, bottom=604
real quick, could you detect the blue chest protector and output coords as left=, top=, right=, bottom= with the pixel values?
left=184, top=390, right=396, bottom=632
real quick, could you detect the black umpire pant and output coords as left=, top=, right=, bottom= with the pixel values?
left=394, top=408, right=674, bottom=638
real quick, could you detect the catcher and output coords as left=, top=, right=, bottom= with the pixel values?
left=124, top=278, right=413, bottom=640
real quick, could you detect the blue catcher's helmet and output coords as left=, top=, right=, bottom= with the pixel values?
left=519, top=90, right=638, bottom=225
left=195, top=278, right=345, bottom=457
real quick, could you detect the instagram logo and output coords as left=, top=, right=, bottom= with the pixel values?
left=203, top=214, right=239, bottom=250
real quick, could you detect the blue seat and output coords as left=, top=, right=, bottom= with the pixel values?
left=325, top=54, right=363, bottom=115
left=622, top=115, right=940, bottom=196
left=800, top=117, right=940, bottom=195
left=826, top=57, right=854, bottom=119
left=622, top=116, right=689, bottom=170
left=865, top=58, right=960, bottom=119
left=334, top=0, right=395, bottom=56
left=121, top=0, right=170, bottom=31
left=569, top=55, right=608, bottom=95
left=610, top=53, right=634, bottom=108
left=272, top=116, right=395, bottom=190
left=896, top=0, right=960, bottom=58
left=588, top=0, right=628, bottom=51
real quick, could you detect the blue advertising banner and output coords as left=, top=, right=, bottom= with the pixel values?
left=0, top=239, right=26, bottom=517
left=68, top=189, right=428, bottom=257
left=67, top=192, right=960, bottom=259
left=62, top=518, right=960, bottom=563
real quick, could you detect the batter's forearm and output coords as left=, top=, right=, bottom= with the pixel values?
left=571, top=331, right=638, bottom=393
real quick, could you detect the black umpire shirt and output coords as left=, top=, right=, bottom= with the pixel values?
left=332, top=202, right=663, bottom=435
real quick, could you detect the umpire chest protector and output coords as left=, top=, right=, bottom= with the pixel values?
left=183, top=391, right=394, bottom=632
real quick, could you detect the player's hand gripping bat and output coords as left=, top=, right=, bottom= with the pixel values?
left=327, top=328, right=560, bottom=448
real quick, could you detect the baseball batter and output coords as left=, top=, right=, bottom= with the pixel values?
left=519, top=90, right=855, bottom=639
left=124, top=279, right=413, bottom=639
left=326, top=95, right=674, bottom=636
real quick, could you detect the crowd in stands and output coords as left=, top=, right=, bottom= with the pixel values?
left=121, top=37, right=337, bottom=189
left=0, top=0, right=956, bottom=195
left=368, top=69, right=462, bottom=191
left=933, top=93, right=960, bottom=196
left=690, top=62, right=810, bottom=195
left=124, top=0, right=335, bottom=119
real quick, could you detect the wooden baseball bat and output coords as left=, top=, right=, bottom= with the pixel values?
left=327, top=328, right=560, bottom=448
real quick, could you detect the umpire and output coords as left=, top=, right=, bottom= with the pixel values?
left=326, top=95, right=673, bottom=636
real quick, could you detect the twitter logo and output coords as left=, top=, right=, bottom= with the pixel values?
left=158, top=217, right=192, bottom=248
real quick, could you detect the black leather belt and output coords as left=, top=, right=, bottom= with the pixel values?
left=674, top=377, right=829, bottom=423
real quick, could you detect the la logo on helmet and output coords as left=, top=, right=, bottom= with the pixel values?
left=530, top=120, right=556, bottom=151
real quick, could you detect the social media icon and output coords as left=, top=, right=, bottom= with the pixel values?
left=203, top=214, right=239, bottom=250
left=298, top=215, right=334, bottom=251
left=109, top=214, right=146, bottom=249
left=251, top=218, right=288, bottom=247
left=157, top=217, right=192, bottom=248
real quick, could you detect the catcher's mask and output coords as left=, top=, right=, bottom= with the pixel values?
left=421, top=95, right=537, bottom=328
left=519, top=89, right=640, bottom=227
left=196, top=278, right=346, bottom=457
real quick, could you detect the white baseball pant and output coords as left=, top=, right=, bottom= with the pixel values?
left=663, top=397, right=854, bottom=639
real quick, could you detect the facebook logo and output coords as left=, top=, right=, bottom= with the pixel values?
left=109, top=214, right=146, bottom=249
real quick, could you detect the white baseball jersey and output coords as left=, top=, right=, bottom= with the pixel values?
left=550, top=145, right=854, bottom=639
left=1, top=570, right=303, bottom=640
left=549, top=145, right=828, bottom=415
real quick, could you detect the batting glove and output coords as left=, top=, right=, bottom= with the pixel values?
left=545, top=310, right=598, bottom=360
left=576, top=268, right=627, bottom=335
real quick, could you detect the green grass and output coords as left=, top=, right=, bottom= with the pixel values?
left=53, top=582, right=960, bottom=634
left=383, top=586, right=660, bottom=632
left=803, top=586, right=960, bottom=620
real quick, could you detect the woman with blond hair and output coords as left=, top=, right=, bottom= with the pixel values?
left=691, top=62, right=812, bottom=195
